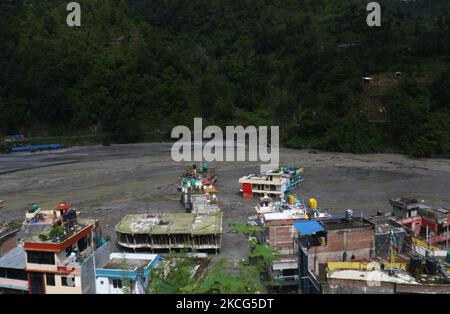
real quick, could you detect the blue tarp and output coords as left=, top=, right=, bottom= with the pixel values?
left=9, top=144, right=61, bottom=152
left=294, top=220, right=325, bottom=236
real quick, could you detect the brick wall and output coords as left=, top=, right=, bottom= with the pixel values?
left=266, top=219, right=299, bottom=255
left=308, top=228, right=375, bottom=274
left=0, top=232, right=18, bottom=257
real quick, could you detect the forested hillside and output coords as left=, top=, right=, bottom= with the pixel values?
left=0, top=0, right=449, bottom=156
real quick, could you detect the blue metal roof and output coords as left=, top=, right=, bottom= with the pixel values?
left=294, top=220, right=325, bottom=236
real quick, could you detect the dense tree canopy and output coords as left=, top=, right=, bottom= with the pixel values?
left=0, top=0, right=449, bottom=156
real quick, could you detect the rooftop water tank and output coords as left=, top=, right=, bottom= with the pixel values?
left=308, top=198, right=318, bottom=210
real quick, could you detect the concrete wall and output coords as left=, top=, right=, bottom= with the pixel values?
left=0, top=277, right=29, bottom=292
left=322, top=278, right=450, bottom=294
left=322, top=278, right=395, bottom=294
left=81, top=241, right=111, bottom=294
left=94, top=241, right=112, bottom=268
left=19, top=224, right=51, bottom=241
left=81, top=253, right=96, bottom=294
left=45, top=274, right=82, bottom=294
left=95, top=276, right=111, bottom=294
left=95, top=277, right=142, bottom=294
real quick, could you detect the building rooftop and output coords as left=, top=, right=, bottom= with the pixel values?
left=25, top=218, right=96, bottom=244
left=102, top=253, right=159, bottom=271
left=389, top=197, right=432, bottom=211
left=263, top=210, right=308, bottom=221
left=116, top=212, right=222, bottom=235
left=321, top=218, right=373, bottom=231
left=96, top=253, right=161, bottom=281
left=374, top=223, right=406, bottom=235
left=294, top=220, right=325, bottom=236
left=25, top=210, right=60, bottom=225
left=328, top=269, right=418, bottom=285
left=0, top=246, right=26, bottom=269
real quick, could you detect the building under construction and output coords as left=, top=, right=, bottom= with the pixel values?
left=115, top=212, right=222, bottom=253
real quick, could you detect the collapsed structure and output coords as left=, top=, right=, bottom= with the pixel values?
left=180, top=163, right=218, bottom=212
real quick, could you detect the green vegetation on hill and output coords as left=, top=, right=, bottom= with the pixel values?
left=0, top=0, right=449, bottom=156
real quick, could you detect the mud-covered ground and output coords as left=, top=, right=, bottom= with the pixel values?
left=0, top=143, right=449, bottom=264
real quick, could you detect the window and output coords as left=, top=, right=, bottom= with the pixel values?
left=61, top=276, right=75, bottom=287
left=0, top=268, right=27, bottom=280
left=27, top=251, right=55, bottom=265
left=65, top=246, right=73, bottom=257
left=29, top=272, right=44, bottom=294
left=46, top=273, right=55, bottom=286
left=112, top=279, right=122, bottom=289
left=77, top=236, right=88, bottom=252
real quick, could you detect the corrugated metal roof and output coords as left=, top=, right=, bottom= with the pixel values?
left=294, top=220, right=324, bottom=236
left=0, top=246, right=26, bottom=269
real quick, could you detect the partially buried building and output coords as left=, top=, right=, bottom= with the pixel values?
left=115, top=212, right=222, bottom=253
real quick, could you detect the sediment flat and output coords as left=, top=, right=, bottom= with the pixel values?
left=0, top=143, right=449, bottom=262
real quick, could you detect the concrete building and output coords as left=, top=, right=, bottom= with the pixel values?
left=255, top=198, right=331, bottom=286
left=294, top=217, right=376, bottom=293
left=24, top=210, right=110, bottom=294
left=0, top=246, right=28, bottom=293
left=21, top=203, right=81, bottom=240
left=239, top=167, right=303, bottom=198
left=390, top=198, right=449, bottom=248
left=180, top=164, right=217, bottom=212
left=389, top=197, right=425, bottom=219
left=260, top=211, right=306, bottom=285
left=116, top=212, right=222, bottom=252
left=321, top=261, right=450, bottom=294
left=95, top=253, right=161, bottom=294
left=366, top=215, right=409, bottom=260
left=190, top=187, right=220, bottom=214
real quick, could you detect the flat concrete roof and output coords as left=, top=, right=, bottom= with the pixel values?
left=116, top=212, right=222, bottom=235
left=322, top=218, right=373, bottom=231
left=329, top=269, right=418, bottom=284
left=102, top=254, right=159, bottom=271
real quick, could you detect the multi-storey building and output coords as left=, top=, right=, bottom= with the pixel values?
left=239, top=167, right=303, bottom=198
left=24, top=204, right=109, bottom=294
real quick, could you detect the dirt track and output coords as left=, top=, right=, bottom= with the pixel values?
left=0, top=143, right=449, bottom=263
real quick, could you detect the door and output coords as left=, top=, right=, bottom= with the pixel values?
left=29, top=272, right=45, bottom=294
left=242, top=183, right=252, bottom=197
